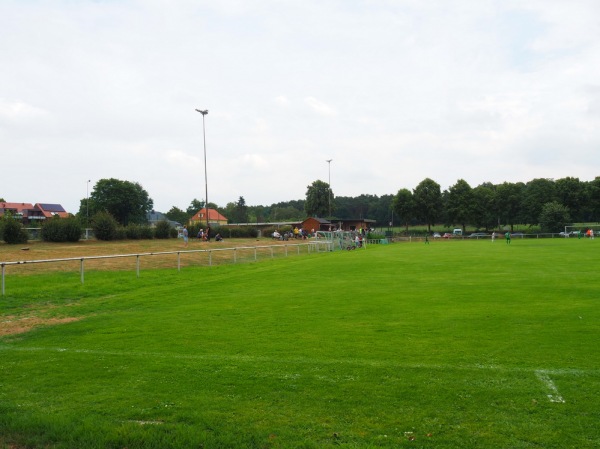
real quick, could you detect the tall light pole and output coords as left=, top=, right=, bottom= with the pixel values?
left=195, top=109, right=209, bottom=229
left=85, top=179, right=91, bottom=240
left=86, top=179, right=90, bottom=226
left=326, top=159, right=332, bottom=220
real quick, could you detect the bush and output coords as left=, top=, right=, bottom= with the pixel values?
left=41, top=216, right=82, bottom=242
left=115, top=227, right=127, bottom=240
left=140, top=226, right=155, bottom=240
left=1, top=215, right=29, bottom=244
left=125, top=224, right=154, bottom=240
left=92, top=211, right=119, bottom=241
left=62, top=217, right=83, bottom=242
left=154, top=220, right=172, bottom=239
left=225, top=227, right=259, bottom=238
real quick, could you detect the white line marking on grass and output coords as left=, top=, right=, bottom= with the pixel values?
left=535, top=370, right=566, bottom=403
left=0, top=345, right=596, bottom=377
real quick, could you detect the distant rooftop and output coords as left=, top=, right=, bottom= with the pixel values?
left=37, top=204, right=67, bottom=212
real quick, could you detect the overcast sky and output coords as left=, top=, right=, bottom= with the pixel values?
left=2, top=0, right=600, bottom=214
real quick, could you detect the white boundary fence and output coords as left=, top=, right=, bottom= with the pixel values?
left=1, top=242, right=334, bottom=296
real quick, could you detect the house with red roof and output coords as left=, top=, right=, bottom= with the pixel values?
left=35, top=203, right=70, bottom=219
left=0, top=202, right=69, bottom=224
left=189, top=208, right=228, bottom=226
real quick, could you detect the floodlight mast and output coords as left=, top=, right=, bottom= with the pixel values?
left=195, top=109, right=209, bottom=229
left=326, top=159, right=332, bottom=220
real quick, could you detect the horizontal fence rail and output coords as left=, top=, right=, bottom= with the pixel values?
left=1, top=242, right=334, bottom=296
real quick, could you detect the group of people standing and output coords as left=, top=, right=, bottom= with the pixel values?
left=181, top=226, right=222, bottom=246
left=272, top=227, right=311, bottom=240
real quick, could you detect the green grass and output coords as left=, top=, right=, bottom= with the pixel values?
left=1, top=239, right=600, bottom=448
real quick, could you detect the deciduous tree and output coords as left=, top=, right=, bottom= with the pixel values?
left=444, top=179, right=474, bottom=232
left=86, top=178, right=153, bottom=226
left=305, top=180, right=333, bottom=217
left=413, top=178, right=442, bottom=232
left=539, top=201, right=571, bottom=232
left=392, top=188, right=414, bottom=233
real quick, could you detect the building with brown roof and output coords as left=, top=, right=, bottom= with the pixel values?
left=35, top=203, right=69, bottom=219
left=189, top=208, right=228, bottom=226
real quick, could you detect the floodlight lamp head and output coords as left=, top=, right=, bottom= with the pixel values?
left=195, top=109, right=208, bottom=115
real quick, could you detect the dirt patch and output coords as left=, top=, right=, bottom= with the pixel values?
left=0, top=315, right=82, bottom=336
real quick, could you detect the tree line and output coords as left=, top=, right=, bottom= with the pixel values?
left=73, top=176, right=600, bottom=232
left=394, top=176, right=600, bottom=233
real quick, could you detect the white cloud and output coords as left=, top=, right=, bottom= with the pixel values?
left=0, top=99, right=48, bottom=121
left=304, top=97, right=337, bottom=117
left=274, top=95, right=290, bottom=106
left=164, top=150, right=201, bottom=168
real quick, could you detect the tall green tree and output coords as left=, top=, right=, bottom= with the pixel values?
left=522, top=178, right=557, bottom=226
left=334, top=196, right=357, bottom=219
left=472, top=183, right=497, bottom=230
left=495, top=182, right=525, bottom=231
left=413, top=178, right=442, bottom=232
left=370, top=194, right=394, bottom=227
left=248, top=205, right=266, bottom=223
left=186, top=199, right=204, bottom=216
left=555, top=177, right=584, bottom=222
left=538, top=201, right=571, bottom=232
left=230, top=196, right=249, bottom=223
left=305, top=180, right=332, bottom=217
left=444, top=179, right=474, bottom=232
left=165, top=206, right=190, bottom=226
left=392, top=188, right=414, bottom=232
left=85, top=178, right=153, bottom=225
left=583, top=177, right=600, bottom=222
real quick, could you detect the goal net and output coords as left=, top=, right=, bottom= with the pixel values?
left=314, top=231, right=366, bottom=251
left=564, top=225, right=600, bottom=238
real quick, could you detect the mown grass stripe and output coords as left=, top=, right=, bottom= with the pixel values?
left=1, top=345, right=596, bottom=376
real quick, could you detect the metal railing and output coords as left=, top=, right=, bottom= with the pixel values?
left=1, top=241, right=334, bottom=296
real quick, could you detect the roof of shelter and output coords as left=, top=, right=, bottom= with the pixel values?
left=303, top=217, right=331, bottom=224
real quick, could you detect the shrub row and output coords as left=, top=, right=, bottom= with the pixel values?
left=185, top=222, right=258, bottom=240
left=91, top=212, right=177, bottom=241
left=1, top=212, right=260, bottom=244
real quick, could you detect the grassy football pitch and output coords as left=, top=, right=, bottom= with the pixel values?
left=1, top=238, right=599, bottom=448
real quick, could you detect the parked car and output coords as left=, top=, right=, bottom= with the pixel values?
left=559, top=231, right=580, bottom=237
left=442, top=233, right=453, bottom=238
left=433, top=232, right=441, bottom=238
left=469, top=232, right=488, bottom=238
